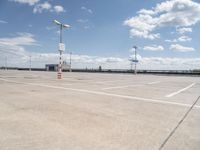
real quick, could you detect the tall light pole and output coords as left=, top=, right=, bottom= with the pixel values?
left=29, top=55, right=32, bottom=71
left=69, top=52, right=72, bottom=72
left=133, top=46, right=138, bottom=75
left=5, top=56, right=7, bottom=70
left=53, top=20, right=70, bottom=79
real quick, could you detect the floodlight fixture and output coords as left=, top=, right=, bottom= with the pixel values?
left=63, top=24, right=71, bottom=28
left=53, top=20, right=61, bottom=25
left=133, top=46, right=137, bottom=50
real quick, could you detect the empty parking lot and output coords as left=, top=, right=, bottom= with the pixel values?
left=0, top=70, right=200, bottom=150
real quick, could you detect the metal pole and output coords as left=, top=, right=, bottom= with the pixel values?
left=54, top=20, right=70, bottom=79
left=134, top=46, right=137, bottom=75
left=29, top=55, right=32, bottom=71
left=69, top=52, right=72, bottom=72
left=60, top=25, right=62, bottom=43
left=131, top=61, right=133, bottom=71
left=5, top=56, right=7, bottom=70
left=58, top=25, right=63, bottom=79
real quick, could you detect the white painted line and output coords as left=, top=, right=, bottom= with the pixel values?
left=61, top=83, right=73, bottom=86
left=61, top=78, right=77, bottom=81
left=27, top=84, right=197, bottom=108
left=165, top=83, right=196, bottom=98
left=95, top=80, right=122, bottom=84
left=102, top=81, right=161, bottom=90
left=0, top=78, right=21, bottom=84
left=147, top=81, right=160, bottom=85
left=102, top=84, right=142, bottom=90
left=1, top=78, right=200, bottom=109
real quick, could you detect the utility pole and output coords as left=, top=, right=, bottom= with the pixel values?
left=53, top=20, right=70, bottom=79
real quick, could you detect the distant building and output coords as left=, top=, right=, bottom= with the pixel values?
left=99, top=66, right=102, bottom=71
left=45, top=61, right=70, bottom=71
left=45, top=64, right=58, bottom=71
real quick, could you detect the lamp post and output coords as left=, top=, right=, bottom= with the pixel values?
left=69, top=52, right=72, bottom=72
left=133, top=46, right=138, bottom=75
left=29, top=55, right=32, bottom=71
left=5, top=56, right=7, bottom=70
left=53, top=20, right=70, bottom=79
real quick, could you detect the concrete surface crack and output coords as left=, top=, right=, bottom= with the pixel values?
left=158, top=96, right=200, bottom=150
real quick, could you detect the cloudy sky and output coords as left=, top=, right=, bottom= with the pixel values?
left=0, top=0, right=200, bottom=70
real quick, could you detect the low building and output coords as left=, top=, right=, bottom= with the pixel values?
left=45, top=64, right=58, bottom=71
left=45, top=61, right=70, bottom=71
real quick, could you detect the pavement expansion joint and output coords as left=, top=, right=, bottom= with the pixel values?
left=158, top=96, right=200, bottom=150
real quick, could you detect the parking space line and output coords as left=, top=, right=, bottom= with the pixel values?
left=1, top=78, right=200, bottom=109
left=102, top=81, right=161, bottom=90
left=165, top=83, right=196, bottom=98
left=147, top=81, right=160, bottom=85
left=102, top=84, right=142, bottom=90
left=61, top=83, right=73, bottom=86
left=95, top=80, right=123, bottom=84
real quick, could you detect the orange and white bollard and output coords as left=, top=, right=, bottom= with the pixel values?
left=57, top=72, right=62, bottom=79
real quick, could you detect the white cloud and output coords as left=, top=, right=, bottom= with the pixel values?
left=33, top=1, right=51, bottom=13
left=138, top=9, right=155, bottom=15
left=84, top=26, right=90, bottom=29
left=1, top=50, right=200, bottom=70
left=81, top=6, right=93, bottom=14
left=11, top=0, right=65, bottom=14
left=124, top=14, right=160, bottom=40
left=46, top=26, right=56, bottom=30
left=177, top=27, right=192, bottom=34
left=143, top=45, right=164, bottom=51
left=139, top=57, right=200, bottom=70
left=0, top=20, right=8, bottom=24
left=178, top=35, right=192, bottom=42
left=165, top=39, right=177, bottom=43
left=129, top=54, right=142, bottom=61
left=129, top=28, right=160, bottom=40
left=0, top=32, right=37, bottom=61
left=54, top=5, right=65, bottom=13
left=0, top=33, right=36, bottom=47
left=0, top=35, right=198, bottom=69
left=124, top=0, right=200, bottom=40
left=98, top=57, right=124, bottom=63
left=77, top=19, right=88, bottom=23
left=170, top=44, right=195, bottom=52
left=33, top=3, right=65, bottom=14
left=166, top=35, right=192, bottom=43
left=11, top=0, right=39, bottom=6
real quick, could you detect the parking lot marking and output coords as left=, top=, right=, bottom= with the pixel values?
left=95, top=80, right=123, bottom=84
left=147, top=81, right=160, bottom=85
left=102, top=81, right=161, bottom=90
left=102, top=84, right=142, bottom=90
left=1, top=78, right=200, bottom=109
left=165, top=83, right=196, bottom=98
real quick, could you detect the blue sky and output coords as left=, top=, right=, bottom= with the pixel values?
left=0, top=0, right=200, bottom=69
